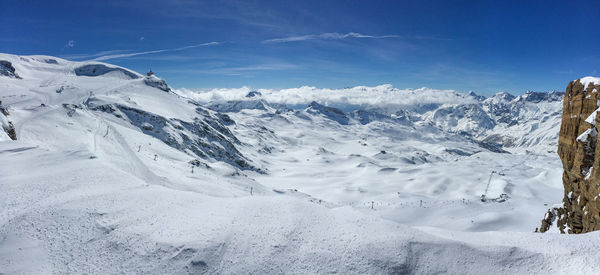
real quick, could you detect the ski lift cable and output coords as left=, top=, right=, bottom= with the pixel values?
left=482, top=170, right=497, bottom=200
left=482, top=161, right=523, bottom=202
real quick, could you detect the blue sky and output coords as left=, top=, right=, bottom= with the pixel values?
left=1, top=0, right=599, bottom=94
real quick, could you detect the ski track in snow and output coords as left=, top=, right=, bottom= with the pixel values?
left=1, top=53, right=600, bottom=274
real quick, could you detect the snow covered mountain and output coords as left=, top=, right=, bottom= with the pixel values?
left=194, top=86, right=563, bottom=155
left=2, top=53, right=600, bottom=274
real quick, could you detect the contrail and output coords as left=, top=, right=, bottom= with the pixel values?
left=92, top=42, right=221, bottom=61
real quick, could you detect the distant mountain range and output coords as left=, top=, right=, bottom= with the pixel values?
left=204, top=88, right=564, bottom=156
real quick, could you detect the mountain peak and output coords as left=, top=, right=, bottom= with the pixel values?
left=514, top=90, right=564, bottom=103
left=466, top=91, right=485, bottom=101
left=305, top=101, right=349, bottom=124
left=246, top=91, right=262, bottom=98
left=493, top=91, right=515, bottom=101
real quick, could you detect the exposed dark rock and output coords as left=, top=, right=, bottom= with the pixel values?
left=144, top=75, right=171, bottom=92
left=0, top=60, right=21, bottom=79
left=189, top=159, right=211, bottom=169
left=87, top=100, right=258, bottom=171
left=75, top=64, right=140, bottom=79
left=473, top=140, right=510, bottom=154
left=246, top=91, right=262, bottom=98
left=539, top=77, right=600, bottom=233
left=444, top=148, right=476, bottom=156
left=215, top=113, right=235, bottom=125
left=5, top=121, right=16, bottom=140
left=349, top=109, right=389, bottom=125
left=305, top=101, right=349, bottom=125
left=539, top=207, right=567, bottom=233
left=467, top=91, right=486, bottom=101
left=206, top=99, right=289, bottom=113
left=62, top=103, right=82, bottom=117
left=0, top=100, right=16, bottom=140
left=480, top=134, right=516, bottom=148
left=516, top=91, right=564, bottom=103
left=0, top=100, right=8, bottom=116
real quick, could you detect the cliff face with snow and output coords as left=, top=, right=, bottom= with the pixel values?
left=540, top=77, right=600, bottom=233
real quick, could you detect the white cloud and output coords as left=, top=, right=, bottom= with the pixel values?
left=62, top=49, right=130, bottom=60
left=64, top=40, right=75, bottom=48
left=162, top=63, right=300, bottom=75
left=174, top=85, right=475, bottom=111
left=262, top=32, right=398, bottom=44
left=139, top=36, right=145, bottom=41
left=92, top=42, right=221, bottom=61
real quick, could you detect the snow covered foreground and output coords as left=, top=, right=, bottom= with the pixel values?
left=1, top=53, right=600, bottom=274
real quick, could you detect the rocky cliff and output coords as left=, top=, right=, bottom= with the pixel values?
left=540, top=77, right=600, bottom=233
left=0, top=100, right=16, bottom=141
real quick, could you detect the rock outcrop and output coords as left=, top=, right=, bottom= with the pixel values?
left=0, top=60, right=21, bottom=79
left=0, top=100, right=16, bottom=140
left=540, top=77, right=600, bottom=233
left=84, top=97, right=258, bottom=172
left=305, top=101, right=349, bottom=125
left=74, top=64, right=140, bottom=79
left=144, top=75, right=171, bottom=92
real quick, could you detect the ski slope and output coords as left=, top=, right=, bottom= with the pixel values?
left=1, top=53, right=600, bottom=274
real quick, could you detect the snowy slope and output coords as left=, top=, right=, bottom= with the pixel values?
left=201, top=92, right=564, bottom=233
left=3, top=53, right=600, bottom=274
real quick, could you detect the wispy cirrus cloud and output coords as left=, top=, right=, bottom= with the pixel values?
left=161, top=63, right=301, bottom=76
left=262, top=32, right=398, bottom=44
left=262, top=32, right=452, bottom=44
left=62, top=49, right=130, bottom=61
left=91, top=42, right=221, bottom=61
